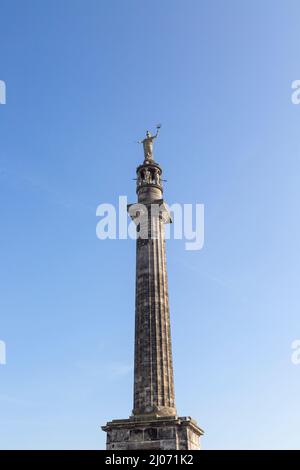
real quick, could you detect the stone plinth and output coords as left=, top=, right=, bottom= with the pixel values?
left=102, top=415, right=204, bottom=450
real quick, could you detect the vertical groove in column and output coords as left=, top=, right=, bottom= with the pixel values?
left=160, top=218, right=174, bottom=407
left=160, top=218, right=170, bottom=407
left=151, top=217, right=157, bottom=408
left=157, top=216, right=166, bottom=407
left=155, top=216, right=164, bottom=407
left=148, top=228, right=153, bottom=410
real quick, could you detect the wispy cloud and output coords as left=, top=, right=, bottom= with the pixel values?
left=180, top=259, right=232, bottom=288
left=0, top=394, right=37, bottom=407
left=179, top=258, right=248, bottom=303
left=76, top=360, right=133, bottom=381
left=0, top=166, right=94, bottom=213
left=108, top=363, right=133, bottom=379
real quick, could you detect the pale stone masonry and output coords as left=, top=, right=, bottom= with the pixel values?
left=102, top=134, right=204, bottom=449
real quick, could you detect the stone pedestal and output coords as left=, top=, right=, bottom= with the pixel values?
left=102, top=415, right=204, bottom=450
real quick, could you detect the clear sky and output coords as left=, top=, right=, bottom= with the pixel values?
left=0, top=0, right=300, bottom=450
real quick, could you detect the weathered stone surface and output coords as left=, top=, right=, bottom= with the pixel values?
left=102, top=416, right=204, bottom=450
left=133, top=207, right=176, bottom=417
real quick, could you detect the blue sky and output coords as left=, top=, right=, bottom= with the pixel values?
left=0, top=0, right=300, bottom=449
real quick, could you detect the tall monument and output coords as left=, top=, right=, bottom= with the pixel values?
left=102, top=126, right=204, bottom=450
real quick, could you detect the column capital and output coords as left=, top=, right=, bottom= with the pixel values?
left=127, top=199, right=172, bottom=224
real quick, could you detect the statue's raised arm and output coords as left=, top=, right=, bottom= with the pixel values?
left=154, top=123, right=161, bottom=139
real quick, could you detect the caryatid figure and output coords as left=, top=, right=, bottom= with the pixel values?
left=138, top=125, right=161, bottom=161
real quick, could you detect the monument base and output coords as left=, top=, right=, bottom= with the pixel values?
left=102, top=415, right=204, bottom=450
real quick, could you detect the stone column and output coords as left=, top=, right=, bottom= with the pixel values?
left=102, top=154, right=204, bottom=450
left=133, top=200, right=176, bottom=417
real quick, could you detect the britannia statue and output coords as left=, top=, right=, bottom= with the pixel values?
left=138, top=124, right=161, bottom=160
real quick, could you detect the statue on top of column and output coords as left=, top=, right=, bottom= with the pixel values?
left=138, top=124, right=161, bottom=161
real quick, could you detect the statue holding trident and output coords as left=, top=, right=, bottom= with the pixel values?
left=138, top=124, right=161, bottom=161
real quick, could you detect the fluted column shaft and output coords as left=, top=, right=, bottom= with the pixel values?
left=133, top=208, right=176, bottom=417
